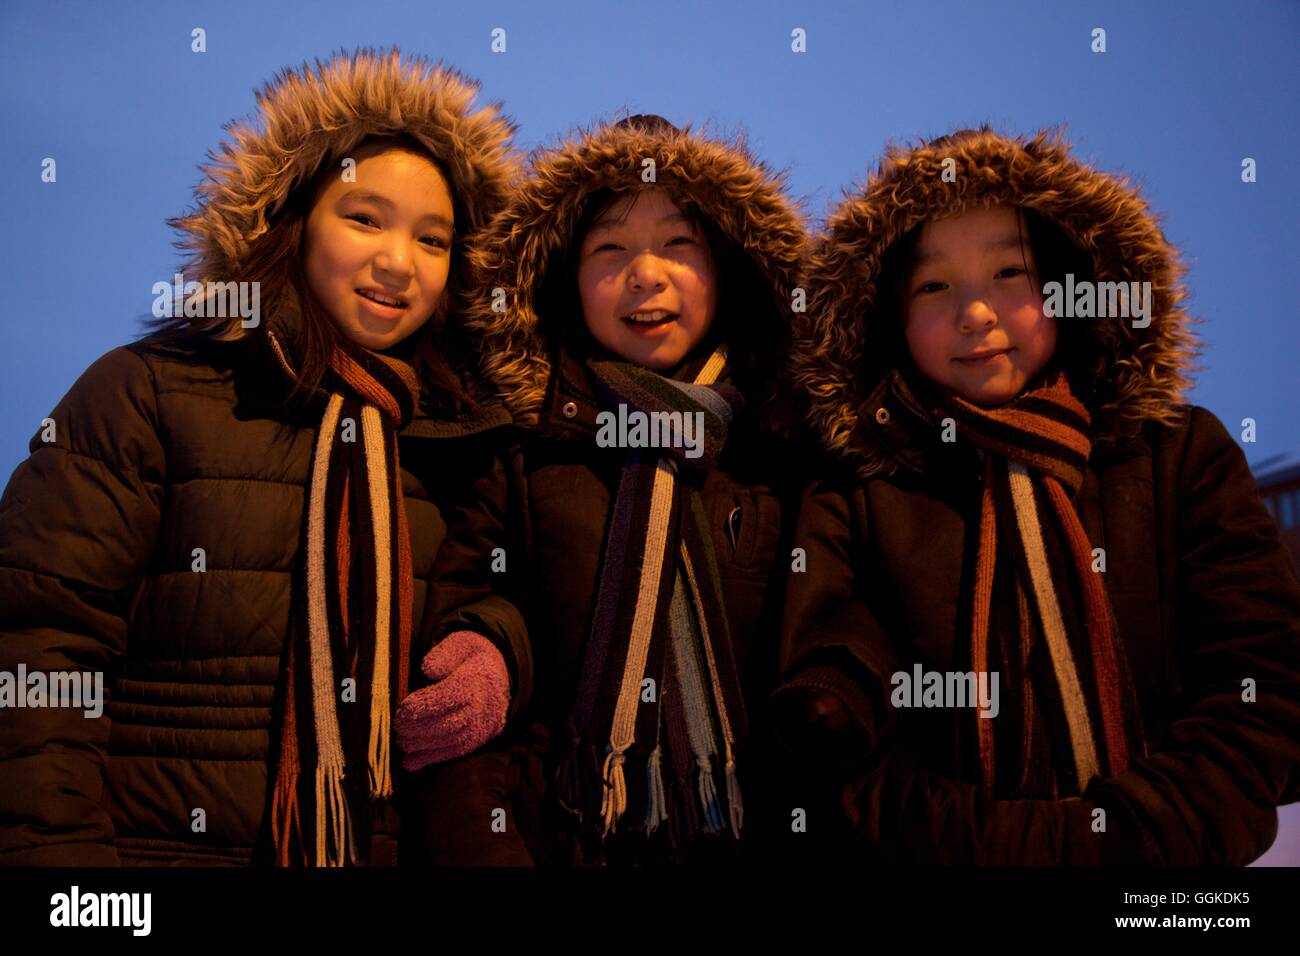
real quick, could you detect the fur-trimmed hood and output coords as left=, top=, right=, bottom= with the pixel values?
left=791, top=127, right=1200, bottom=478
left=464, top=116, right=807, bottom=425
left=171, top=48, right=517, bottom=286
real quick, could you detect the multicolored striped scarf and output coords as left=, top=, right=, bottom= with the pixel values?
left=555, top=344, right=749, bottom=850
left=271, top=344, right=420, bottom=866
left=906, top=368, right=1145, bottom=799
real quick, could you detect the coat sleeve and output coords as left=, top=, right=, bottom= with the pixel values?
left=773, top=477, right=899, bottom=761
left=421, top=443, right=533, bottom=723
left=0, top=347, right=166, bottom=865
left=1084, top=406, right=1300, bottom=865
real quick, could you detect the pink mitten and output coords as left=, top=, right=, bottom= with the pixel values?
left=395, top=631, right=511, bottom=771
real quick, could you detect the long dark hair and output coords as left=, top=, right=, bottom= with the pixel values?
left=148, top=134, right=489, bottom=417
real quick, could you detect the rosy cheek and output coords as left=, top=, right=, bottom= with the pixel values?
left=1011, top=297, right=1048, bottom=332
left=326, top=238, right=361, bottom=276
left=906, top=312, right=944, bottom=365
left=596, top=289, right=622, bottom=323
left=684, top=284, right=709, bottom=319
left=584, top=270, right=616, bottom=300
left=1032, top=310, right=1056, bottom=342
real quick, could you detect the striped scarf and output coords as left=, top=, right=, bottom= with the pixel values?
left=555, top=345, right=749, bottom=850
left=271, top=345, right=420, bottom=866
left=909, top=368, right=1145, bottom=799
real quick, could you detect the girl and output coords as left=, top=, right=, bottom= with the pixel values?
left=775, top=127, right=1300, bottom=865
left=395, top=114, right=806, bottom=865
left=0, top=49, right=518, bottom=866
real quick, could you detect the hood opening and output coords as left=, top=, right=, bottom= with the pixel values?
left=465, top=116, right=806, bottom=427
left=532, top=185, right=785, bottom=396
left=150, top=49, right=518, bottom=419
left=792, top=126, right=1200, bottom=476
left=871, top=204, right=1109, bottom=412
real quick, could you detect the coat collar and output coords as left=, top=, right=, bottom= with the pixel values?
left=537, top=346, right=603, bottom=441
left=857, top=370, right=981, bottom=481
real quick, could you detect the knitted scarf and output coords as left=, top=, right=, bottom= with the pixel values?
left=905, top=367, right=1145, bottom=799
left=555, top=344, right=749, bottom=849
left=271, top=344, right=420, bottom=866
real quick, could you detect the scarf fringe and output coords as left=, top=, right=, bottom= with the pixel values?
left=600, top=751, right=628, bottom=836
left=644, top=745, right=668, bottom=835
left=270, top=766, right=302, bottom=867
left=555, top=739, right=584, bottom=821
left=369, top=705, right=392, bottom=799
left=668, top=769, right=703, bottom=846
left=315, top=763, right=352, bottom=867
left=696, top=756, right=723, bottom=834
left=726, top=762, right=743, bottom=836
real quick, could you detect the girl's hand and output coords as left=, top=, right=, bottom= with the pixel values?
left=395, top=631, right=511, bottom=771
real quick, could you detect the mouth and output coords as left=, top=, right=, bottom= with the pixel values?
left=356, top=288, right=409, bottom=317
left=621, top=309, right=678, bottom=332
left=954, top=347, right=1013, bottom=366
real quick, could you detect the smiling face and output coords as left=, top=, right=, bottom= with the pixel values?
left=303, top=146, right=455, bottom=352
left=575, top=189, right=718, bottom=371
left=902, top=205, right=1057, bottom=406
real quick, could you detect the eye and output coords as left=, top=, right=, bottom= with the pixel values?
left=666, top=235, right=696, bottom=246
left=996, top=266, right=1027, bottom=279
left=346, top=213, right=378, bottom=227
left=914, top=280, right=947, bottom=295
left=421, top=235, right=450, bottom=250
left=591, top=242, right=623, bottom=253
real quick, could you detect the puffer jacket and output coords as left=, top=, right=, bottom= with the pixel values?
left=0, top=49, right=519, bottom=866
left=403, top=117, right=808, bottom=866
left=773, top=128, right=1300, bottom=865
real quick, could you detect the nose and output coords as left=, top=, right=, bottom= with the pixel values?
left=626, top=251, right=668, bottom=291
left=373, top=233, right=416, bottom=282
left=958, top=294, right=997, bottom=334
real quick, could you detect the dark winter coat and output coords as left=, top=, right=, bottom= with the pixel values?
left=773, top=129, right=1300, bottom=866
left=402, top=119, right=807, bottom=866
left=0, top=50, right=519, bottom=866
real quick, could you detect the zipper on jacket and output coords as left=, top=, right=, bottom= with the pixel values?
left=726, top=504, right=742, bottom=553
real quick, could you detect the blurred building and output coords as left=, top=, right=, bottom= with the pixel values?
left=1250, top=450, right=1300, bottom=867
left=1254, top=451, right=1300, bottom=575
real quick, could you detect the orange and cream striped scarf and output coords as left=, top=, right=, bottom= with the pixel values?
left=271, top=346, right=420, bottom=866
left=910, top=368, right=1146, bottom=799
